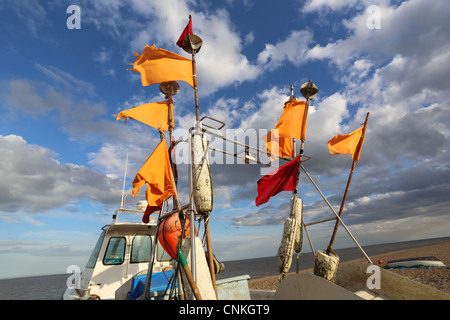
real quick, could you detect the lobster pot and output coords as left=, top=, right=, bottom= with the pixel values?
left=181, top=237, right=216, bottom=300
left=290, top=195, right=303, bottom=253
left=191, top=133, right=213, bottom=214
left=314, top=249, right=339, bottom=280
left=278, top=217, right=299, bottom=274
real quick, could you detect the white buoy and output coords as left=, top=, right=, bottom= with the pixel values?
left=278, top=195, right=303, bottom=276
left=314, top=249, right=339, bottom=280
left=290, top=195, right=303, bottom=253
left=191, top=133, right=213, bottom=214
left=278, top=217, right=299, bottom=275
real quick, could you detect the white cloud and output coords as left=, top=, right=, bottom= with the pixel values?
left=305, top=0, right=450, bottom=71
left=257, top=30, right=313, bottom=71
left=243, top=32, right=254, bottom=46
left=0, top=135, right=122, bottom=213
left=34, top=64, right=95, bottom=96
left=3, top=0, right=49, bottom=36
left=72, top=1, right=262, bottom=96
left=92, top=47, right=112, bottom=64
left=303, top=0, right=360, bottom=13
left=239, top=86, right=287, bottom=131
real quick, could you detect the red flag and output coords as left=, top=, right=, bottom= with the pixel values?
left=176, top=16, right=193, bottom=47
left=142, top=205, right=160, bottom=223
left=255, top=156, right=300, bottom=206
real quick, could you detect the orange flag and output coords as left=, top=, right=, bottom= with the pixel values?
left=130, top=44, right=194, bottom=87
left=132, top=140, right=175, bottom=218
left=328, top=126, right=365, bottom=161
left=261, top=129, right=293, bottom=158
left=276, top=99, right=308, bottom=141
left=116, top=100, right=174, bottom=131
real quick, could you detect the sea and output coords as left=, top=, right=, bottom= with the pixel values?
left=0, top=236, right=448, bottom=300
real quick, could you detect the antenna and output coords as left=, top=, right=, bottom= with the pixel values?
left=120, top=153, right=129, bottom=209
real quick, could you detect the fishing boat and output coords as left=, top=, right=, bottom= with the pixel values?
left=62, top=196, right=250, bottom=300
left=385, top=256, right=446, bottom=269
left=62, top=197, right=175, bottom=300
left=62, top=19, right=257, bottom=300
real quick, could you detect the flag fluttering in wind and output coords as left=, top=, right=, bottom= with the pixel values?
left=130, top=44, right=194, bottom=87
left=116, top=100, right=174, bottom=131
left=261, top=129, right=293, bottom=158
left=132, top=139, right=175, bottom=223
left=328, top=126, right=366, bottom=161
left=276, top=99, right=308, bottom=141
left=176, top=15, right=193, bottom=47
left=261, top=99, right=308, bottom=158
left=255, top=156, right=300, bottom=206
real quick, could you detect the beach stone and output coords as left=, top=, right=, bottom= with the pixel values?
left=314, top=250, right=339, bottom=280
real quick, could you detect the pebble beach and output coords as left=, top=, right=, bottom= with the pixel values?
left=248, top=240, right=450, bottom=295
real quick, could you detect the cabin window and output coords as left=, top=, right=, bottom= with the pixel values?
left=131, top=235, right=151, bottom=263
left=86, top=232, right=105, bottom=268
left=103, top=237, right=126, bottom=265
left=156, top=240, right=172, bottom=262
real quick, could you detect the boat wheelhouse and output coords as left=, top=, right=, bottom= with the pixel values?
left=63, top=199, right=176, bottom=300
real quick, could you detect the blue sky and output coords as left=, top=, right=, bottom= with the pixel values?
left=1, top=0, right=449, bottom=279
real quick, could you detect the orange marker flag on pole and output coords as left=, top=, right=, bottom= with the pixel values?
left=326, top=112, right=369, bottom=253
left=132, top=139, right=175, bottom=222
left=116, top=100, right=174, bottom=131
left=130, top=44, right=194, bottom=88
left=276, top=99, right=308, bottom=141
left=327, top=120, right=368, bottom=161
left=261, top=129, right=293, bottom=158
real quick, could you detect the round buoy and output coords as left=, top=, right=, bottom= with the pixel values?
left=158, top=213, right=191, bottom=259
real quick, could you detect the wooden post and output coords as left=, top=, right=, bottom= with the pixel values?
left=187, top=29, right=217, bottom=299
left=191, top=53, right=199, bottom=121
left=179, top=249, right=202, bottom=300
left=294, top=98, right=310, bottom=193
left=326, top=112, right=370, bottom=255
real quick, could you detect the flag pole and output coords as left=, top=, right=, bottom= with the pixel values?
left=326, top=112, right=370, bottom=255
left=289, top=85, right=296, bottom=159
left=192, top=50, right=200, bottom=121
left=294, top=80, right=318, bottom=192
left=181, top=21, right=218, bottom=298
left=159, top=81, right=180, bottom=207
left=291, top=81, right=317, bottom=276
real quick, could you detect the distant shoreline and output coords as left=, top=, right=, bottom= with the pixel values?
left=225, top=236, right=450, bottom=264
left=1, top=236, right=449, bottom=281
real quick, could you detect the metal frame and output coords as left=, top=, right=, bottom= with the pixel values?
left=192, top=115, right=372, bottom=265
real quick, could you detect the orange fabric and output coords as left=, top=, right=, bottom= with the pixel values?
left=116, top=100, right=174, bottom=131
left=328, top=126, right=365, bottom=161
left=130, top=44, right=194, bottom=87
left=276, top=99, right=308, bottom=141
left=132, top=140, right=175, bottom=210
left=262, top=129, right=293, bottom=158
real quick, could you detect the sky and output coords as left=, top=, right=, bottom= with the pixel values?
left=0, top=0, right=449, bottom=279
